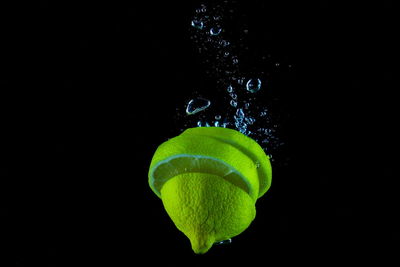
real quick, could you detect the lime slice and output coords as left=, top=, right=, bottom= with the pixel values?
left=148, top=134, right=259, bottom=201
left=181, top=127, right=272, bottom=198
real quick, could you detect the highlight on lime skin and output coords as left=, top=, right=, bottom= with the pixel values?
left=148, top=127, right=272, bottom=254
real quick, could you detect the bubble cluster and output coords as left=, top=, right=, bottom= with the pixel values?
left=178, top=2, right=284, bottom=156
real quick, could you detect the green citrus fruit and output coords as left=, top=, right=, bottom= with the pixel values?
left=148, top=127, right=272, bottom=254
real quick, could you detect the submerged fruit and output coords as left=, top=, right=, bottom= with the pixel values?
left=148, top=127, right=272, bottom=254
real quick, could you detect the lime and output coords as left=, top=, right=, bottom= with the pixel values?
left=148, top=127, right=272, bottom=254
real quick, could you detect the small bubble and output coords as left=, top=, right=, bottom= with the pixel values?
left=260, top=111, right=267, bottom=117
left=230, top=93, right=237, bottom=100
left=220, top=40, right=230, bottom=46
left=201, top=7, right=207, bottom=12
left=275, top=62, right=280, bottom=67
left=186, top=98, right=211, bottom=115
left=191, top=20, right=204, bottom=30
left=233, top=57, right=239, bottom=64
left=246, top=78, right=262, bottom=93
left=224, top=51, right=229, bottom=57
left=244, top=103, right=250, bottom=109
left=230, top=100, right=237, bottom=107
left=236, top=108, right=245, bottom=118
left=215, top=115, right=221, bottom=120
left=243, top=29, right=249, bottom=34
left=245, top=117, right=255, bottom=124
left=215, top=239, right=232, bottom=245
left=210, top=27, right=222, bottom=36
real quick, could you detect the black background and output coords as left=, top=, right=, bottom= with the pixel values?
left=2, top=0, right=398, bottom=266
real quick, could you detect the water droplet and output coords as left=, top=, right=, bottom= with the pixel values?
left=215, top=239, right=232, bottom=245
left=191, top=20, right=204, bottom=30
left=210, top=27, right=222, bottom=36
left=230, top=100, right=237, bottom=107
left=201, top=7, right=207, bottom=12
left=186, top=98, right=211, bottom=115
left=215, top=115, right=221, bottom=120
left=232, top=57, right=239, bottom=64
left=224, top=51, right=229, bottom=57
left=244, top=103, right=250, bottom=109
left=230, top=93, right=237, bottom=100
left=246, top=78, right=262, bottom=93
left=227, top=85, right=233, bottom=93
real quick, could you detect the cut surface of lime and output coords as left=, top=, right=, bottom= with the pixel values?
left=150, top=154, right=252, bottom=199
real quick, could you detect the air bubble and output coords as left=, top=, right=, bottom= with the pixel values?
left=230, top=100, right=237, bottom=107
left=210, top=27, right=222, bottom=36
left=186, top=98, right=210, bottom=115
left=191, top=20, right=204, bottom=30
left=215, top=239, right=232, bottom=245
left=236, top=108, right=244, bottom=118
left=246, top=78, right=262, bottom=93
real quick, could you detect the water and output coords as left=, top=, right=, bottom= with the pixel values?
left=186, top=98, right=210, bottom=115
